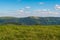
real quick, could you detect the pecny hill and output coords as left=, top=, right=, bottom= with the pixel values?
left=0, top=16, right=60, bottom=25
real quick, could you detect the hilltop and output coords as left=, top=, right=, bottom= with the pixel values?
left=0, top=16, right=60, bottom=25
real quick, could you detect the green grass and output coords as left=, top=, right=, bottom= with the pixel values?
left=0, top=24, right=60, bottom=40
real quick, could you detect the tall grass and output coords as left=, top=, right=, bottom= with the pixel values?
left=0, top=24, right=60, bottom=40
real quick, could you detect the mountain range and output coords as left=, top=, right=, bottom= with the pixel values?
left=0, top=16, right=60, bottom=25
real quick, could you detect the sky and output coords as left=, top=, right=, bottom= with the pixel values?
left=0, top=0, right=60, bottom=17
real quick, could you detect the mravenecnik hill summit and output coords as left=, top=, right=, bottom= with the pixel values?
left=0, top=16, right=60, bottom=25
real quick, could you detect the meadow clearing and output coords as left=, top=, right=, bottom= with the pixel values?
left=0, top=24, right=60, bottom=40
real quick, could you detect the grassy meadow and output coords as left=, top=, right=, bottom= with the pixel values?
left=0, top=24, right=60, bottom=40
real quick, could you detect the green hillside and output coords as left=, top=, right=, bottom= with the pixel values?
left=0, top=24, right=60, bottom=40
left=0, top=17, right=60, bottom=25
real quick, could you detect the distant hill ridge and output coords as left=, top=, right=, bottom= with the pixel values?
left=0, top=16, right=60, bottom=25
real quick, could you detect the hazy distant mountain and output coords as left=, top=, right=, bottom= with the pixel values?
left=0, top=16, right=60, bottom=25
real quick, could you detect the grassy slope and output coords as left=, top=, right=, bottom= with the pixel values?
left=0, top=24, right=60, bottom=40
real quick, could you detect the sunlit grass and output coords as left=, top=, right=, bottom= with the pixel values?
left=0, top=24, right=60, bottom=40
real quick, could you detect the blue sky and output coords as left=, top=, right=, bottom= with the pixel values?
left=0, top=0, right=60, bottom=17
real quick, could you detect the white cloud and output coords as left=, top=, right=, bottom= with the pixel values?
left=18, top=9, right=24, bottom=14
left=19, top=10, right=24, bottom=12
left=1, top=8, right=59, bottom=17
left=55, top=4, right=60, bottom=10
left=34, top=9, right=51, bottom=13
left=25, top=6, right=31, bottom=9
left=39, top=2, right=44, bottom=5
left=33, top=9, right=59, bottom=17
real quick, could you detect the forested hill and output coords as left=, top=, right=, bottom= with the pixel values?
left=0, top=16, right=60, bottom=25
